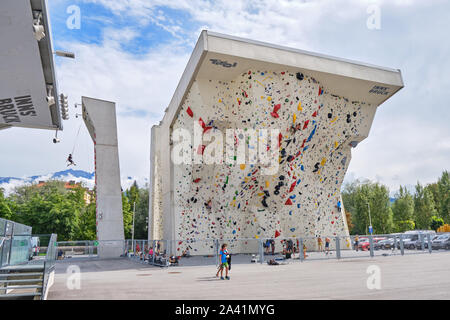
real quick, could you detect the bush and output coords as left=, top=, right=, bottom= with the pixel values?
left=430, top=216, right=444, bottom=231
left=437, top=224, right=450, bottom=233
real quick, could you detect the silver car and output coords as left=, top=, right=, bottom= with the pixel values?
left=432, top=234, right=450, bottom=250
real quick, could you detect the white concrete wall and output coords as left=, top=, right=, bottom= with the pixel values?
left=82, top=97, right=124, bottom=258
left=149, top=125, right=164, bottom=240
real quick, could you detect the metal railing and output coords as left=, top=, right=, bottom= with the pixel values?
left=124, top=232, right=449, bottom=267
left=56, top=240, right=99, bottom=259
left=44, top=232, right=450, bottom=268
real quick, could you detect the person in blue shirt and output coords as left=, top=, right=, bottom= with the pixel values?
left=265, top=239, right=271, bottom=254
left=216, top=243, right=230, bottom=280
left=337, top=200, right=342, bottom=212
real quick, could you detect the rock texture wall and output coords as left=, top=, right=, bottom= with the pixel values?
left=153, top=69, right=377, bottom=254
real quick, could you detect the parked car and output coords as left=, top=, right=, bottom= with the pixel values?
left=398, top=231, right=436, bottom=250
left=353, top=237, right=367, bottom=248
left=414, top=235, right=439, bottom=250
left=358, top=237, right=386, bottom=251
left=356, top=238, right=369, bottom=250
left=431, top=234, right=450, bottom=250
left=374, top=238, right=395, bottom=250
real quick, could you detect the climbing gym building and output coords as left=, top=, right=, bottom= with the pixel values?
left=149, top=31, right=403, bottom=254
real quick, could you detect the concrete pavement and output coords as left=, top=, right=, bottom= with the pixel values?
left=48, top=252, right=450, bottom=299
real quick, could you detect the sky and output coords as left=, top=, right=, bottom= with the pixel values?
left=0, top=0, right=449, bottom=194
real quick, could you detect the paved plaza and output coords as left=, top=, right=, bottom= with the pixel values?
left=48, top=251, right=450, bottom=300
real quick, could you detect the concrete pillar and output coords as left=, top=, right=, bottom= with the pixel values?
left=82, top=97, right=124, bottom=258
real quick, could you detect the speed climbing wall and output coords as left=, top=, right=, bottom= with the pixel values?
left=149, top=31, right=404, bottom=255
left=83, top=96, right=125, bottom=258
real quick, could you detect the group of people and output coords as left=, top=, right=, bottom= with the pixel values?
left=317, top=237, right=332, bottom=255
left=264, top=239, right=276, bottom=255
left=127, top=242, right=166, bottom=263
left=264, top=238, right=326, bottom=259
left=130, top=238, right=343, bottom=279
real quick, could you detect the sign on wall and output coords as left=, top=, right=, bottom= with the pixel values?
left=0, top=0, right=62, bottom=130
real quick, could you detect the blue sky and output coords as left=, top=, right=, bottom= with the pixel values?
left=0, top=0, right=449, bottom=194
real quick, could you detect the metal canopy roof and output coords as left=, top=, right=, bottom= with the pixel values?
left=161, top=30, right=404, bottom=128
left=0, top=0, right=62, bottom=130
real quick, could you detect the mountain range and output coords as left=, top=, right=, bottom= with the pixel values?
left=0, top=169, right=147, bottom=195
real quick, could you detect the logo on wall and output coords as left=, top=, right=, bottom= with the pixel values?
left=210, top=59, right=237, bottom=68
left=369, top=85, right=390, bottom=95
left=0, top=95, right=37, bottom=124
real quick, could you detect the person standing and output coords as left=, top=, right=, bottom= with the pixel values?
left=265, top=239, right=271, bottom=254
left=317, top=237, right=323, bottom=252
left=325, top=237, right=331, bottom=255
left=216, top=244, right=230, bottom=280
left=354, top=235, right=359, bottom=252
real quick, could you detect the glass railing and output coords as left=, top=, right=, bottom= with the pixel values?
left=0, top=237, right=7, bottom=267
left=8, top=235, right=32, bottom=265
left=0, top=218, right=33, bottom=268
left=42, top=233, right=58, bottom=299
left=0, top=217, right=32, bottom=237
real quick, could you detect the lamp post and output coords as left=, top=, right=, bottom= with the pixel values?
left=131, top=202, right=136, bottom=245
left=367, top=202, right=373, bottom=235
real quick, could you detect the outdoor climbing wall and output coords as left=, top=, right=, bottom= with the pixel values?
left=149, top=32, right=404, bottom=256
left=82, top=97, right=125, bottom=258
left=149, top=125, right=165, bottom=241
left=166, top=69, right=377, bottom=254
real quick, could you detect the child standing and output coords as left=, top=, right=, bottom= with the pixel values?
left=216, top=244, right=230, bottom=280
left=354, top=235, right=359, bottom=252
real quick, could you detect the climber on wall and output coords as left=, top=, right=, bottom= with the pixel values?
left=66, top=153, right=76, bottom=167
left=205, top=199, right=212, bottom=210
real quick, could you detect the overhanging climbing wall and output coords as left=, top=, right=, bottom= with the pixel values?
left=149, top=31, right=404, bottom=254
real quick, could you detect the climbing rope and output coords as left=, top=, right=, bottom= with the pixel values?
left=71, top=123, right=82, bottom=156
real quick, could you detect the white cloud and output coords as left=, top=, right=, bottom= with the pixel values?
left=1, top=0, right=449, bottom=195
left=51, top=31, right=192, bottom=179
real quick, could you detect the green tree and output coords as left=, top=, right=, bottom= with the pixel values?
left=342, top=180, right=394, bottom=235
left=413, top=182, right=437, bottom=230
left=10, top=181, right=80, bottom=240
left=342, top=180, right=363, bottom=232
left=122, top=193, right=133, bottom=239
left=76, top=191, right=96, bottom=240
left=123, top=182, right=149, bottom=239
left=395, top=220, right=415, bottom=232
left=134, top=187, right=149, bottom=239
left=0, top=188, right=13, bottom=220
left=127, top=181, right=139, bottom=207
left=432, top=171, right=450, bottom=223
left=392, top=186, right=415, bottom=232
left=3, top=179, right=150, bottom=241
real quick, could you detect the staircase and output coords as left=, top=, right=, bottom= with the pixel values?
left=0, top=264, right=45, bottom=300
